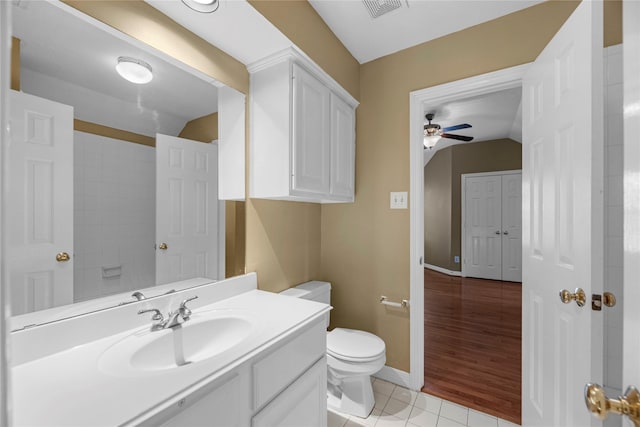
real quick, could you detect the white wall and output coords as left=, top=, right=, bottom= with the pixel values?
left=603, top=44, right=624, bottom=393
left=73, top=131, right=155, bottom=302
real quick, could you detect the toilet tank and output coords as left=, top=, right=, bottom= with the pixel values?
left=280, top=281, right=331, bottom=327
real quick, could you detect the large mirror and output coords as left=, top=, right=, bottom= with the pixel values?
left=8, top=0, right=245, bottom=330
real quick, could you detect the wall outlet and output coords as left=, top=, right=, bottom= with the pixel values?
left=390, top=191, right=408, bottom=209
left=454, top=256, right=460, bottom=263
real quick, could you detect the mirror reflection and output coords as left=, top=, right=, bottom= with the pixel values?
left=9, top=0, right=245, bottom=329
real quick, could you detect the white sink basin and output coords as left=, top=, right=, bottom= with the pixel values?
left=99, top=312, right=254, bottom=375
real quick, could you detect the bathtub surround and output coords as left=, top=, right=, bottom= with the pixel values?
left=73, top=131, right=156, bottom=302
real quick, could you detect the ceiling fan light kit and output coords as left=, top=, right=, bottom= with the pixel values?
left=423, top=113, right=474, bottom=149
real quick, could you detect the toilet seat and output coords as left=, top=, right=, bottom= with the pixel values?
left=327, top=328, right=386, bottom=362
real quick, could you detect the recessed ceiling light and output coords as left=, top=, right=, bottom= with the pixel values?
left=115, top=57, right=153, bottom=85
left=182, top=0, right=219, bottom=13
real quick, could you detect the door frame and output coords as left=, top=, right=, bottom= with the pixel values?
left=0, top=2, right=10, bottom=424
left=460, top=169, right=522, bottom=279
left=408, top=64, right=528, bottom=390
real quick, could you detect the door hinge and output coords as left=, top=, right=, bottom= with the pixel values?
left=419, top=256, right=423, bottom=265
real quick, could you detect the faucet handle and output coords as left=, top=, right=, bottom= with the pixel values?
left=138, top=308, right=164, bottom=322
left=179, top=296, right=198, bottom=318
left=132, top=291, right=146, bottom=301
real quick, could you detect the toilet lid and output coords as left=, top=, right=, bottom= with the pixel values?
left=327, top=328, right=386, bottom=361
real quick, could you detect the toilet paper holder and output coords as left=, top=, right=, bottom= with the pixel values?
left=379, top=296, right=409, bottom=308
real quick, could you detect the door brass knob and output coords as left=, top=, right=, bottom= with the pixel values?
left=56, top=252, right=70, bottom=262
left=603, top=292, right=616, bottom=307
left=158, top=243, right=168, bottom=250
left=585, top=383, right=640, bottom=426
left=559, top=288, right=586, bottom=307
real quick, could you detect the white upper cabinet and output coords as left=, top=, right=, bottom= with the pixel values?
left=249, top=48, right=358, bottom=203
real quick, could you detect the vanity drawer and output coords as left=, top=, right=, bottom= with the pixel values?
left=252, top=319, right=326, bottom=410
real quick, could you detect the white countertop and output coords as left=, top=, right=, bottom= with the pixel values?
left=12, top=290, right=329, bottom=426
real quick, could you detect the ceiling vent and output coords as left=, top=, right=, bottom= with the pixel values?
left=362, top=0, right=402, bottom=19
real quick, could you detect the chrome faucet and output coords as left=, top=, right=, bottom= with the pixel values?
left=164, top=296, right=198, bottom=328
left=132, top=291, right=146, bottom=301
left=137, top=296, right=199, bottom=331
left=137, top=308, right=165, bottom=331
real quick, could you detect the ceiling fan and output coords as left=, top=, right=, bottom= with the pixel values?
left=423, top=113, right=473, bottom=149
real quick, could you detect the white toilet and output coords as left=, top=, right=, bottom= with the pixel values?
left=280, top=281, right=386, bottom=418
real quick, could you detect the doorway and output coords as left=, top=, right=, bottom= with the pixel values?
left=409, top=40, right=624, bottom=427
left=421, top=92, right=524, bottom=422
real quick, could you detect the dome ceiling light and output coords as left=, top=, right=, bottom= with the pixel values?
left=115, top=56, right=153, bottom=84
left=182, top=0, right=220, bottom=13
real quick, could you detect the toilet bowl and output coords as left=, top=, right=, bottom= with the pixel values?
left=280, top=281, right=386, bottom=418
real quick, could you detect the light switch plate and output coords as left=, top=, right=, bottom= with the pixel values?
left=390, top=191, right=408, bottom=209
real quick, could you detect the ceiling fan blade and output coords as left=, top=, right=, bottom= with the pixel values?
left=441, top=133, right=474, bottom=142
left=441, top=123, right=472, bottom=132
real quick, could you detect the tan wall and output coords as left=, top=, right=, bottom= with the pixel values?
left=321, top=1, right=580, bottom=372
left=10, top=37, right=19, bottom=91
left=246, top=200, right=321, bottom=292
left=179, top=112, right=218, bottom=142
left=604, top=0, right=622, bottom=47
left=424, top=149, right=452, bottom=271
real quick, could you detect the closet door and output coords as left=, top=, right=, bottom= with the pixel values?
left=463, top=175, right=503, bottom=280
left=501, top=173, right=522, bottom=282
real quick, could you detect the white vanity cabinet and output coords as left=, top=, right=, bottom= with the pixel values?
left=150, top=318, right=327, bottom=427
left=249, top=48, right=358, bottom=203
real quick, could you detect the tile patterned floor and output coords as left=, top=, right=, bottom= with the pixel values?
left=328, top=379, right=521, bottom=427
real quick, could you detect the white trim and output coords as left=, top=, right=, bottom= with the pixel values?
left=460, top=169, right=522, bottom=179
left=408, top=64, right=529, bottom=393
left=373, top=366, right=413, bottom=389
left=460, top=170, right=522, bottom=278
left=0, top=3, right=10, bottom=425
left=247, top=46, right=359, bottom=108
left=424, top=264, right=461, bottom=277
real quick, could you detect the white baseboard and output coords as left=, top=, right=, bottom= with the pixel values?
left=374, top=366, right=414, bottom=390
left=424, top=263, right=462, bottom=277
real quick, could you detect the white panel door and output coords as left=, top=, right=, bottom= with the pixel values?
left=502, top=173, right=522, bottom=282
left=329, top=93, right=355, bottom=200
left=156, top=134, right=219, bottom=285
left=521, top=1, right=602, bottom=426
left=622, top=0, right=640, bottom=422
left=8, top=90, right=74, bottom=315
left=464, top=175, right=503, bottom=280
left=291, top=64, right=330, bottom=196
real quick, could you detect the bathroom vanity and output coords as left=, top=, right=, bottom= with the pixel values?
left=11, top=273, right=329, bottom=426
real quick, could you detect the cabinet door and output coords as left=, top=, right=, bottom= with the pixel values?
left=157, top=371, right=249, bottom=427
left=291, top=64, right=331, bottom=196
left=330, top=93, right=355, bottom=200
left=252, top=357, right=327, bottom=427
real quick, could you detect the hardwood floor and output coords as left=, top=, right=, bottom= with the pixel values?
left=422, top=268, right=522, bottom=424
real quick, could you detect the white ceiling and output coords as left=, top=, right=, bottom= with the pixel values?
left=423, top=87, right=522, bottom=164
left=12, top=0, right=220, bottom=137
left=308, top=0, right=545, bottom=64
